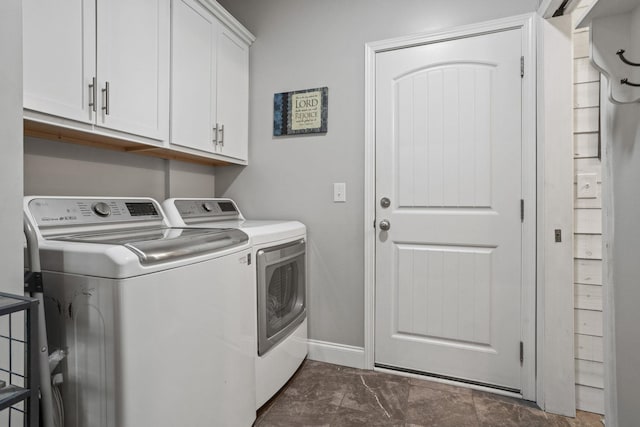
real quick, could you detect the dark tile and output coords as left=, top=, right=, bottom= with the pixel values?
left=255, top=361, right=597, bottom=427
left=257, top=379, right=290, bottom=418
left=543, top=413, right=575, bottom=427
left=472, top=390, right=540, bottom=410
left=330, top=406, right=405, bottom=427
left=539, top=410, right=604, bottom=427
left=574, top=410, right=604, bottom=427
left=406, top=384, right=479, bottom=427
left=274, top=359, right=353, bottom=407
left=255, top=399, right=338, bottom=427
left=340, top=372, right=410, bottom=423
left=409, top=377, right=473, bottom=397
left=254, top=360, right=346, bottom=426
left=281, top=372, right=349, bottom=406
left=256, top=359, right=315, bottom=417
left=473, top=390, right=553, bottom=427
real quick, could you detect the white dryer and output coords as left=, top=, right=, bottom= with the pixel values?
left=24, top=196, right=256, bottom=427
left=162, top=198, right=307, bottom=408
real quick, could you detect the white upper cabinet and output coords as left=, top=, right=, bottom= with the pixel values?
left=171, top=0, right=219, bottom=153
left=96, top=0, right=170, bottom=140
left=22, top=0, right=252, bottom=165
left=23, top=0, right=170, bottom=144
left=215, top=26, right=249, bottom=161
left=170, top=0, right=254, bottom=164
left=23, top=0, right=96, bottom=125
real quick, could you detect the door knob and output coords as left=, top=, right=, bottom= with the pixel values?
left=379, top=219, right=391, bottom=231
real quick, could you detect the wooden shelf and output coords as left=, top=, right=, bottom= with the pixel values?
left=24, top=120, right=237, bottom=167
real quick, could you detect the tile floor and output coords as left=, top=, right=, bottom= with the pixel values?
left=254, top=360, right=604, bottom=427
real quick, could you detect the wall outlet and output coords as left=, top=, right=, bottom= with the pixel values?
left=577, top=173, right=597, bottom=199
left=333, top=182, right=346, bottom=202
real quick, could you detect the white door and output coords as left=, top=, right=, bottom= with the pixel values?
left=375, top=29, right=525, bottom=391
left=96, top=0, right=169, bottom=142
left=23, top=0, right=96, bottom=124
left=170, top=0, right=219, bottom=154
left=216, top=26, right=250, bottom=161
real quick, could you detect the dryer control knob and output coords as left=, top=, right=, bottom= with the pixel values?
left=92, top=202, right=111, bottom=217
left=202, top=202, right=215, bottom=212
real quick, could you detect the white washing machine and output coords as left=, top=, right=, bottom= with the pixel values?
left=23, top=196, right=256, bottom=427
left=162, top=198, right=307, bottom=408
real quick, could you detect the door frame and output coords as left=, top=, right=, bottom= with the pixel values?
left=363, top=13, right=538, bottom=401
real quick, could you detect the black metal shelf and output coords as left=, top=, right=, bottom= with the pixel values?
left=0, top=292, right=39, bottom=427
left=0, top=386, right=31, bottom=410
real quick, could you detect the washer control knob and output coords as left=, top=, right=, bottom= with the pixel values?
left=202, top=202, right=215, bottom=212
left=92, top=202, right=111, bottom=217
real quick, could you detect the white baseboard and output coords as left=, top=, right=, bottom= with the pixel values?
left=307, top=339, right=366, bottom=369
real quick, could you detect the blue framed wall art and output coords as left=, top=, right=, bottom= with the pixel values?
left=273, top=87, right=328, bottom=136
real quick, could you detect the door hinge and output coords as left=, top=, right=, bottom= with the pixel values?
left=520, top=56, right=524, bottom=78
left=520, top=341, right=524, bottom=365
left=520, top=199, right=524, bottom=222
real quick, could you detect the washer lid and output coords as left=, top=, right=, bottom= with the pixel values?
left=49, top=227, right=249, bottom=265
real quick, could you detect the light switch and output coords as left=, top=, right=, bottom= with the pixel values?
left=577, top=173, right=597, bottom=199
left=333, top=183, right=346, bottom=202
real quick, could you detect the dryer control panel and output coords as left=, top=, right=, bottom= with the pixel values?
left=173, top=199, right=241, bottom=222
left=27, top=198, right=163, bottom=227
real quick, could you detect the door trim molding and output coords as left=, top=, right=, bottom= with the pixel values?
left=363, top=13, right=538, bottom=401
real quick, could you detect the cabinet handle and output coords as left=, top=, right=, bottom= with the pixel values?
left=88, top=77, right=97, bottom=113
left=219, top=124, right=224, bottom=147
left=212, top=124, right=219, bottom=145
left=102, top=81, right=110, bottom=115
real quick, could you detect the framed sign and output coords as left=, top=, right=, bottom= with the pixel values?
left=273, top=87, right=328, bottom=136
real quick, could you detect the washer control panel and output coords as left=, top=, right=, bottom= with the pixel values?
left=174, top=199, right=240, bottom=221
left=92, top=202, right=112, bottom=217
left=28, top=198, right=162, bottom=227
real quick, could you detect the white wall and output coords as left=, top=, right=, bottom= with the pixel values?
left=24, top=137, right=215, bottom=201
left=215, top=0, right=538, bottom=347
left=586, top=3, right=640, bottom=424
left=607, top=100, right=640, bottom=427
left=165, top=159, right=216, bottom=199
left=0, top=1, right=25, bottom=424
left=611, top=8, right=640, bottom=426
left=0, top=0, right=25, bottom=296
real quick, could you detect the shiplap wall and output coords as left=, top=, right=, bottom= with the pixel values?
left=572, top=0, right=605, bottom=415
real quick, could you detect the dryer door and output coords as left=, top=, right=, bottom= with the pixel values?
left=257, top=239, right=306, bottom=356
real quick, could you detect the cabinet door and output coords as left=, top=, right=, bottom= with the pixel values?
left=170, top=0, right=218, bottom=153
left=96, top=0, right=170, bottom=142
left=23, top=0, right=96, bottom=124
left=216, top=26, right=249, bottom=162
